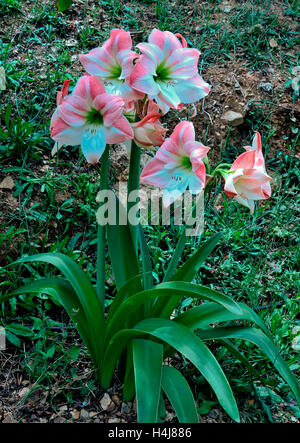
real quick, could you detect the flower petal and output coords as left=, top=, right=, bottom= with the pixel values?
left=92, top=93, right=124, bottom=126
left=103, top=29, right=132, bottom=55
left=231, top=150, right=256, bottom=170
left=149, top=29, right=182, bottom=54
left=129, top=60, right=160, bottom=95
left=105, top=115, right=133, bottom=144
left=80, top=48, right=115, bottom=78
left=73, top=75, right=106, bottom=103
left=58, top=95, right=89, bottom=126
left=81, top=128, right=106, bottom=164
left=173, top=74, right=210, bottom=103
left=168, top=48, right=200, bottom=79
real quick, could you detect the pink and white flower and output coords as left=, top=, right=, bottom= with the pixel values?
left=223, top=131, right=272, bottom=213
left=140, top=121, right=209, bottom=206
left=50, top=75, right=133, bottom=163
left=129, top=29, right=210, bottom=114
left=80, top=29, right=143, bottom=103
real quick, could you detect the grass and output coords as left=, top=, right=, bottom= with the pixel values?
left=0, top=0, right=299, bottom=422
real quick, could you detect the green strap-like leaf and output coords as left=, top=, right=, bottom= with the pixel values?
left=106, top=273, right=144, bottom=323
left=107, top=199, right=140, bottom=290
left=155, top=233, right=222, bottom=317
left=172, top=232, right=222, bottom=282
left=102, top=318, right=239, bottom=422
left=133, top=339, right=163, bottom=423
left=175, top=301, right=269, bottom=336
left=163, top=226, right=187, bottom=282
left=161, top=365, right=199, bottom=423
left=10, top=253, right=104, bottom=368
left=197, top=326, right=300, bottom=406
left=104, top=282, right=242, bottom=347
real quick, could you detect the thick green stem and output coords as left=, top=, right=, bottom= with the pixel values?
left=97, top=145, right=110, bottom=315
left=127, top=139, right=141, bottom=251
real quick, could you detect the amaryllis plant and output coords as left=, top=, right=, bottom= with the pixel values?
left=4, top=29, right=299, bottom=423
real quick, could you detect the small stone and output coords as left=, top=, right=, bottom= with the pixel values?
left=80, top=409, right=89, bottom=419
left=121, top=402, right=131, bottom=414
left=0, top=176, right=15, bottom=190
left=108, top=418, right=121, bottom=423
left=71, top=55, right=78, bottom=62
left=208, top=409, right=219, bottom=419
left=260, top=82, right=273, bottom=93
left=3, top=414, right=17, bottom=423
left=18, top=387, right=30, bottom=398
left=223, top=6, right=231, bottom=13
left=89, top=411, right=98, bottom=418
left=221, top=111, right=244, bottom=126
left=71, top=409, right=80, bottom=420
left=58, top=405, right=68, bottom=414
left=100, top=393, right=112, bottom=411
left=269, top=38, right=278, bottom=48
left=66, top=38, right=78, bottom=47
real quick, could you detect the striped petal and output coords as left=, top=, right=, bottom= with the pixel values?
left=92, top=93, right=124, bottom=126
left=129, top=60, right=160, bottom=95
left=174, top=74, right=210, bottom=104
left=73, top=75, right=106, bottom=104
left=105, top=115, right=133, bottom=144
left=58, top=95, right=89, bottom=126
left=149, top=29, right=182, bottom=54
left=168, top=48, right=200, bottom=79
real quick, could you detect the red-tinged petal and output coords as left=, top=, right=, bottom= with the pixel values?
left=252, top=131, right=262, bottom=151
left=171, top=121, right=195, bottom=148
left=191, top=160, right=206, bottom=187
left=73, top=75, right=106, bottom=103
left=147, top=99, right=160, bottom=114
left=103, top=29, right=132, bottom=55
left=157, top=81, right=181, bottom=108
left=135, top=112, right=162, bottom=127
left=173, top=74, right=210, bottom=104
left=186, top=142, right=210, bottom=160
left=231, top=150, right=256, bottom=170
left=92, top=93, right=124, bottom=126
left=149, top=29, right=182, bottom=54
left=254, top=150, right=267, bottom=170
left=117, top=49, right=138, bottom=78
left=174, top=33, right=188, bottom=48
left=51, top=113, right=84, bottom=146
left=262, top=181, right=271, bottom=198
left=136, top=42, right=161, bottom=66
left=129, top=61, right=160, bottom=95
left=140, top=157, right=170, bottom=187
left=155, top=138, right=182, bottom=165
left=168, top=48, right=200, bottom=79
left=224, top=170, right=243, bottom=197
left=56, top=80, right=71, bottom=106
left=80, top=48, right=115, bottom=78
left=59, top=95, right=89, bottom=126
left=105, top=116, right=133, bottom=144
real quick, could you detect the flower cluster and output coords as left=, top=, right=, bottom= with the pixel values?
left=50, top=28, right=271, bottom=213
